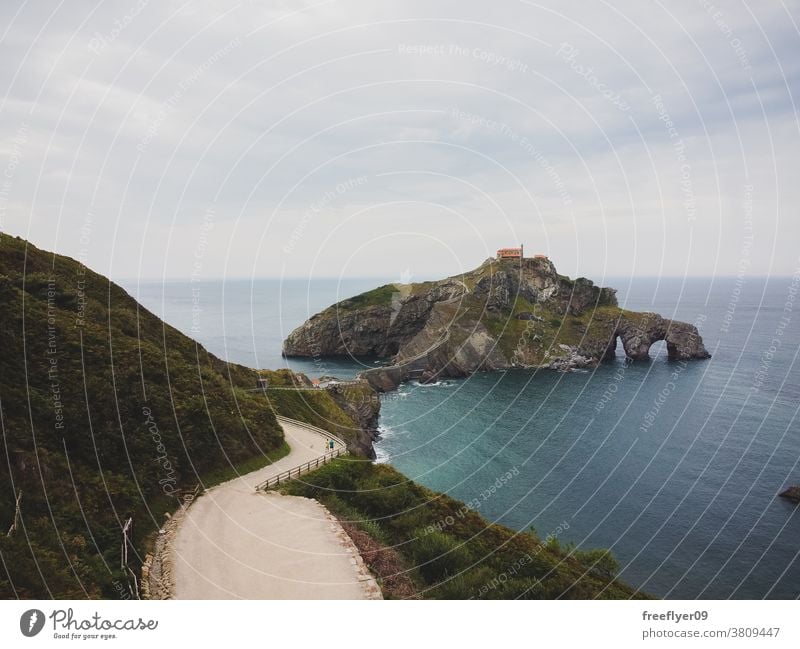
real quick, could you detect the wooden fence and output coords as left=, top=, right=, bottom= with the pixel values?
left=255, top=416, right=348, bottom=490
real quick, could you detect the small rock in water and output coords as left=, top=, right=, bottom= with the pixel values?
left=420, top=371, right=438, bottom=384
left=778, top=485, right=800, bottom=503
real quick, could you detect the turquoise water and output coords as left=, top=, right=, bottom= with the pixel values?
left=127, top=276, right=800, bottom=599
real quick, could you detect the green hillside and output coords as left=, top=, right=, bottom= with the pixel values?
left=284, top=460, right=648, bottom=599
left=0, top=235, right=285, bottom=598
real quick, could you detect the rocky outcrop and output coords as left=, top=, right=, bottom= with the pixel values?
left=469, top=256, right=617, bottom=315
left=325, top=381, right=381, bottom=459
left=284, top=257, right=711, bottom=392
left=546, top=345, right=595, bottom=371
left=283, top=304, right=397, bottom=357
left=254, top=369, right=382, bottom=457
left=779, top=486, right=800, bottom=503
left=282, top=279, right=468, bottom=359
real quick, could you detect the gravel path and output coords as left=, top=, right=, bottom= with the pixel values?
left=165, top=420, right=381, bottom=599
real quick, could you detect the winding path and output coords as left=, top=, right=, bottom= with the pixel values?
left=169, top=419, right=380, bottom=599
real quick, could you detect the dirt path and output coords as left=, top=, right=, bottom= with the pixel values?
left=168, top=420, right=381, bottom=599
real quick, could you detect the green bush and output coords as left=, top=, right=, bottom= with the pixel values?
left=574, top=548, right=620, bottom=580
left=408, top=529, right=474, bottom=583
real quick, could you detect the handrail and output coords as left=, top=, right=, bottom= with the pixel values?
left=254, top=416, right=349, bottom=491
left=247, top=379, right=368, bottom=393
left=274, top=415, right=348, bottom=449
left=255, top=448, right=345, bottom=490
left=323, top=379, right=365, bottom=388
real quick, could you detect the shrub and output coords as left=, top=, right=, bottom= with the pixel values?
left=574, top=548, right=620, bottom=580
left=408, top=530, right=473, bottom=583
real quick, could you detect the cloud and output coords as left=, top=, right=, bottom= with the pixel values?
left=0, top=0, right=797, bottom=280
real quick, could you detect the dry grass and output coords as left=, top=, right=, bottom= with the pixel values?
left=339, top=521, right=419, bottom=599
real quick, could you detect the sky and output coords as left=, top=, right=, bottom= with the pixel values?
left=0, top=0, right=798, bottom=284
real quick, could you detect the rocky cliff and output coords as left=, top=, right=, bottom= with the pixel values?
left=283, top=257, right=710, bottom=392
left=254, top=368, right=381, bottom=458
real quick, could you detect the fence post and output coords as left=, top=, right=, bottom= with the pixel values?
left=120, top=517, right=133, bottom=571
left=6, top=490, right=22, bottom=537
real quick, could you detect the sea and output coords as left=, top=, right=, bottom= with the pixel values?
left=124, top=275, right=800, bottom=599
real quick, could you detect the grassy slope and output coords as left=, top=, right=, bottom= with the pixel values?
left=0, top=235, right=285, bottom=598
left=284, top=460, right=648, bottom=600
left=337, top=284, right=396, bottom=310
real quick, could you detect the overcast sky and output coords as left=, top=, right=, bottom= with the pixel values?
left=0, top=0, right=798, bottom=284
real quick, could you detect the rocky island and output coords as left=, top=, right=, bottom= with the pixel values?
left=283, top=250, right=711, bottom=392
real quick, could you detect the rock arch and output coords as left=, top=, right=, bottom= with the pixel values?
left=605, top=314, right=711, bottom=361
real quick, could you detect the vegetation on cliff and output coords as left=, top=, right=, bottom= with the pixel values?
left=283, top=459, right=647, bottom=599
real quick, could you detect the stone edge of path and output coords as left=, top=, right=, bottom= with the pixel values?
left=317, top=497, right=383, bottom=600
left=141, top=493, right=194, bottom=600
left=142, top=491, right=383, bottom=600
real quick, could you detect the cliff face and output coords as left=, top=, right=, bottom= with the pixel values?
left=325, top=382, right=381, bottom=458
left=254, top=369, right=381, bottom=458
left=282, top=279, right=464, bottom=358
left=283, top=257, right=710, bottom=392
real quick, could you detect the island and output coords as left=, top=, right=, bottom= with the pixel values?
left=283, top=247, right=711, bottom=391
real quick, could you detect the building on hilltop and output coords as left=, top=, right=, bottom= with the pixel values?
left=497, top=245, right=524, bottom=259
left=496, top=245, right=549, bottom=260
